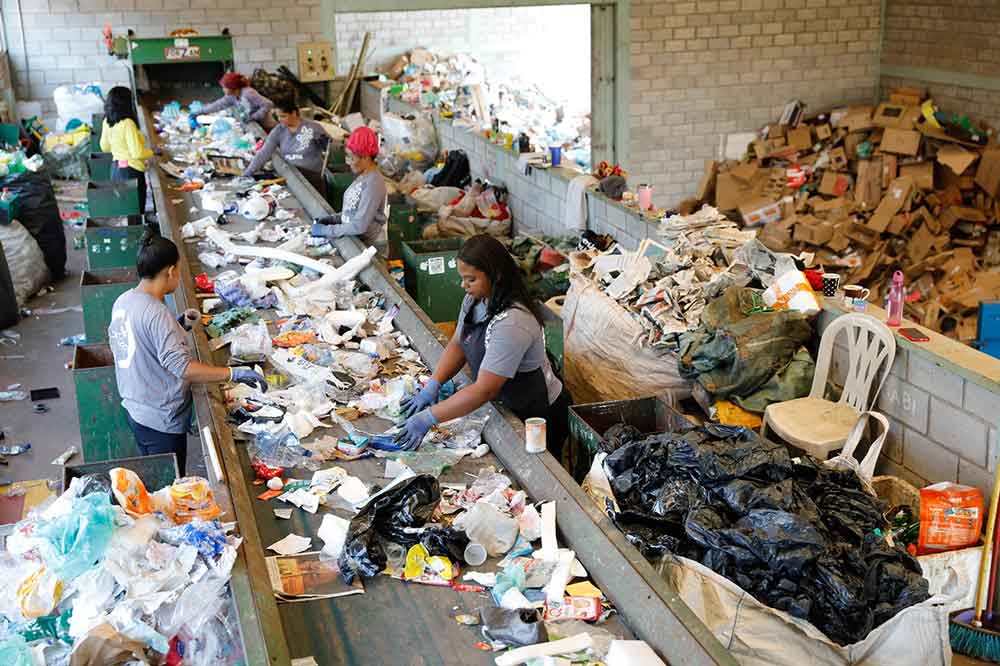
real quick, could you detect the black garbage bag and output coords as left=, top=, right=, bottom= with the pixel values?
left=430, top=149, right=471, bottom=188
left=861, top=533, right=930, bottom=627
left=338, top=475, right=440, bottom=583
left=609, top=504, right=694, bottom=560
left=805, top=552, right=873, bottom=645
left=419, top=525, right=469, bottom=563
left=0, top=171, right=66, bottom=279
left=731, top=510, right=827, bottom=577
left=689, top=425, right=793, bottom=486
left=601, top=423, right=643, bottom=453
left=481, top=607, right=547, bottom=646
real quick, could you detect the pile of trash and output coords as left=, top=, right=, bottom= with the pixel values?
left=693, top=89, right=1000, bottom=342
left=592, top=420, right=930, bottom=646
left=382, top=48, right=591, bottom=169
left=570, top=210, right=761, bottom=350
left=0, top=471, right=241, bottom=665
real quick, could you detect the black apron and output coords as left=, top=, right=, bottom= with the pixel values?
left=459, top=308, right=551, bottom=422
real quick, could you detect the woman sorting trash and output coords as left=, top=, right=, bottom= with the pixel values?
left=310, top=126, right=388, bottom=249
left=100, top=86, right=153, bottom=225
left=200, top=72, right=276, bottom=130
left=243, top=99, right=330, bottom=195
left=108, top=232, right=268, bottom=474
left=396, top=234, right=572, bottom=454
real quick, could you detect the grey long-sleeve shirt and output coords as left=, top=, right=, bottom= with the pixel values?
left=243, top=120, right=330, bottom=178
left=201, top=87, right=274, bottom=123
left=322, top=169, right=387, bottom=246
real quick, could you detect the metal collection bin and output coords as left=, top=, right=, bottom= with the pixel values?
left=85, top=217, right=144, bottom=270
left=72, top=343, right=138, bottom=462
left=63, top=453, right=179, bottom=493
left=80, top=268, right=137, bottom=343
left=401, top=238, right=466, bottom=323
left=87, top=181, right=141, bottom=218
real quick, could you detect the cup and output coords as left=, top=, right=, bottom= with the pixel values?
left=821, top=273, right=841, bottom=298
left=525, top=417, right=547, bottom=454
left=637, top=184, right=653, bottom=211
left=549, top=146, right=562, bottom=167
left=842, top=285, right=869, bottom=308
left=464, top=542, right=487, bottom=566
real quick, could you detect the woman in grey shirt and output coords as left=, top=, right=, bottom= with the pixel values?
left=395, top=235, right=572, bottom=455
left=310, top=126, right=387, bottom=248
left=108, top=232, right=267, bottom=473
left=243, top=99, right=330, bottom=194
left=201, top=72, right=276, bottom=129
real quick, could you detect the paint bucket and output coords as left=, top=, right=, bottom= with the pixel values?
left=549, top=146, right=562, bottom=167
left=525, top=417, right=547, bottom=454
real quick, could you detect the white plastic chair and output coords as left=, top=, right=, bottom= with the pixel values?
left=761, top=313, right=896, bottom=459
left=825, top=410, right=890, bottom=487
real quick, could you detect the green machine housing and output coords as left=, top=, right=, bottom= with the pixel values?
left=127, top=33, right=234, bottom=105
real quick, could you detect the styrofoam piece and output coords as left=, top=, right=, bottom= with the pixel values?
left=494, top=634, right=593, bottom=666
left=606, top=640, right=666, bottom=666
left=544, top=549, right=575, bottom=604
left=540, top=501, right=557, bottom=560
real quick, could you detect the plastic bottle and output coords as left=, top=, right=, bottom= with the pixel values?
left=887, top=270, right=905, bottom=326
left=0, top=443, right=31, bottom=456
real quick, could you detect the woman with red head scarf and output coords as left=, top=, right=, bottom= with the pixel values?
left=201, top=71, right=276, bottom=129
left=311, top=126, right=388, bottom=249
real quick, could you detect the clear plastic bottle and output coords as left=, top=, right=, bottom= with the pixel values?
left=887, top=270, right=905, bottom=326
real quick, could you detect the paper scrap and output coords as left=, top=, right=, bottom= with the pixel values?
left=337, top=476, right=370, bottom=506
left=267, top=534, right=312, bottom=555
left=273, top=508, right=293, bottom=520
left=463, top=571, right=497, bottom=587
left=317, top=514, right=350, bottom=558
left=279, top=488, right=320, bottom=513
left=544, top=550, right=576, bottom=604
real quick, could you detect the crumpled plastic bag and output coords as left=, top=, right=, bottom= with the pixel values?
left=338, top=474, right=440, bottom=583
left=230, top=320, right=273, bottom=359
left=455, top=501, right=519, bottom=557
left=110, top=468, right=154, bottom=517
left=32, top=489, right=117, bottom=581
left=16, top=566, right=63, bottom=618
left=0, top=635, right=33, bottom=666
left=481, top=607, right=548, bottom=646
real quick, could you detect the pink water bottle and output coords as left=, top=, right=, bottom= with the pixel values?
left=887, top=270, right=904, bottom=326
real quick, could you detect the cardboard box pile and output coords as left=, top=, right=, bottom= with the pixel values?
left=693, top=90, right=1000, bottom=342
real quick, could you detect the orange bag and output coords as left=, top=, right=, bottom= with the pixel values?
left=110, top=467, right=153, bottom=517
left=917, top=482, right=983, bottom=555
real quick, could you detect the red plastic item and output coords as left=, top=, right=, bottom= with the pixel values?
left=536, top=247, right=567, bottom=272
left=194, top=272, right=215, bottom=293
left=917, top=482, right=983, bottom=555
left=803, top=269, right=824, bottom=291
left=251, top=459, right=285, bottom=481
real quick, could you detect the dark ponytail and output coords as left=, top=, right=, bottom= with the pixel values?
left=458, top=234, right=544, bottom=327
left=136, top=230, right=179, bottom=279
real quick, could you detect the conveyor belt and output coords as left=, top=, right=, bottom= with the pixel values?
left=139, top=105, right=737, bottom=666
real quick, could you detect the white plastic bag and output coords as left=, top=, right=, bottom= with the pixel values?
left=762, top=270, right=821, bottom=314
left=53, top=82, right=107, bottom=132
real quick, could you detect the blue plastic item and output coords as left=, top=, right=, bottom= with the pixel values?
left=33, top=490, right=116, bottom=580
left=0, top=635, right=33, bottom=666
left=160, top=519, right=228, bottom=559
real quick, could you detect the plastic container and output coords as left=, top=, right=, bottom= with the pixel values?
left=887, top=270, right=905, bottom=326
left=525, top=417, right=547, bottom=454
left=464, top=542, right=487, bottom=566
left=549, top=146, right=562, bottom=167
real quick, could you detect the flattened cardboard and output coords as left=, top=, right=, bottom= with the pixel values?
left=873, top=104, right=922, bottom=130
left=867, top=175, right=913, bottom=233
left=882, top=154, right=898, bottom=188
left=886, top=212, right=914, bottom=236
left=855, top=158, right=882, bottom=207
left=975, top=148, right=1000, bottom=198
left=816, top=124, right=832, bottom=140
left=889, top=87, right=924, bottom=107
left=900, top=162, right=934, bottom=190
left=820, top=171, right=852, bottom=197
left=758, top=216, right=796, bottom=251
left=845, top=133, right=866, bottom=158
left=695, top=160, right=718, bottom=202
left=917, top=122, right=984, bottom=148
left=937, top=144, right=978, bottom=176
left=714, top=172, right=752, bottom=211
left=829, top=147, right=848, bottom=170
left=793, top=217, right=834, bottom=245
left=826, top=229, right=851, bottom=253
left=787, top=126, right=813, bottom=152
left=846, top=222, right=880, bottom=249
left=845, top=107, right=875, bottom=132
left=729, top=160, right=759, bottom=184
left=739, top=197, right=782, bottom=226
left=880, top=128, right=921, bottom=156
left=812, top=196, right=850, bottom=213
left=940, top=205, right=987, bottom=230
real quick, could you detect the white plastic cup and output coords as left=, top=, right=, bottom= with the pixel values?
left=464, top=542, right=487, bottom=566
left=525, top=417, right=547, bottom=454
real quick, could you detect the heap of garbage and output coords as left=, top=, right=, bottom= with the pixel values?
left=688, top=88, right=1000, bottom=342
left=0, top=472, right=241, bottom=664
left=592, top=420, right=930, bottom=646
left=381, top=47, right=591, bottom=169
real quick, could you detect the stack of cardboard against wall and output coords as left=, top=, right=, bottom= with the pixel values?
left=692, top=89, right=1000, bottom=342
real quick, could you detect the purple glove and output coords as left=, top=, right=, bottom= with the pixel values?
left=393, top=408, right=437, bottom=451
left=401, top=379, right=441, bottom=419
left=230, top=367, right=268, bottom=392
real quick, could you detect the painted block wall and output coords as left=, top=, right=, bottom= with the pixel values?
left=0, top=0, right=326, bottom=118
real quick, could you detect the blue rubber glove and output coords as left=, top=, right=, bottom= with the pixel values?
left=394, top=408, right=437, bottom=451
left=401, top=378, right=441, bottom=419
left=230, top=367, right=268, bottom=392
left=310, top=222, right=336, bottom=239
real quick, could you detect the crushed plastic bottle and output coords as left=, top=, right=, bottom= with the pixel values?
left=58, top=333, right=86, bottom=346
left=0, top=443, right=31, bottom=456
left=0, top=390, right=27, bottom=401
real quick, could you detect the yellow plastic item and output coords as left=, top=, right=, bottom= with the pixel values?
left=714, top=400, right=763, bottom=429
left=169, top=476, right=223, bottom=524
left=110, top=467, right=153, bottom=517
left=17, top=567, right=63, bottom=618
left=403, top=543, right=454, bottom=581
left=921, top=99, right=941, bottom=129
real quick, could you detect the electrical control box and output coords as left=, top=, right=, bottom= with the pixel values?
left=297, top=42, right=335, bottom=83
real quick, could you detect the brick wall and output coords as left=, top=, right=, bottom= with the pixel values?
left=822, top=309, right=999, bottom=500
left=879, top=0, right=1000, bottom=129
left=0, top=0, right=325, bottom=117
left=629, top=0, right=881, bottom=208
left=335, top=6, right=591, bottom=115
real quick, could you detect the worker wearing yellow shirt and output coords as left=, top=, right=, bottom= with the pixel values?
left=100, top=86, right=153, bottom=225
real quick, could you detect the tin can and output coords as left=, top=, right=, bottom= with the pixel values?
left=525, top=417, right=546, bottom=454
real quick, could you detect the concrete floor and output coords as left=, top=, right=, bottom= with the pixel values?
left=0, top=180, right=203, bottom=499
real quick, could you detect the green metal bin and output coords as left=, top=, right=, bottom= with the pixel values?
left=91, top=113, right=104, bottom=153
left=87, top=181, right=141, bottom=218
left=63, top=453, right=179, bottom=493
left=566, top=394, right=685, bottom=481
left=89, top=152, right=114, bottom=182
left=85, top=217, right=144, bottom=270
left=324, top=170, right=355, bottom=211
left=387, top=202, right=431, bottom=261
left=401, top=238, right=466, bottom=323
left=72, top=343, right=138, bottom=463
left=80, top=268, right=137, bottom=343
